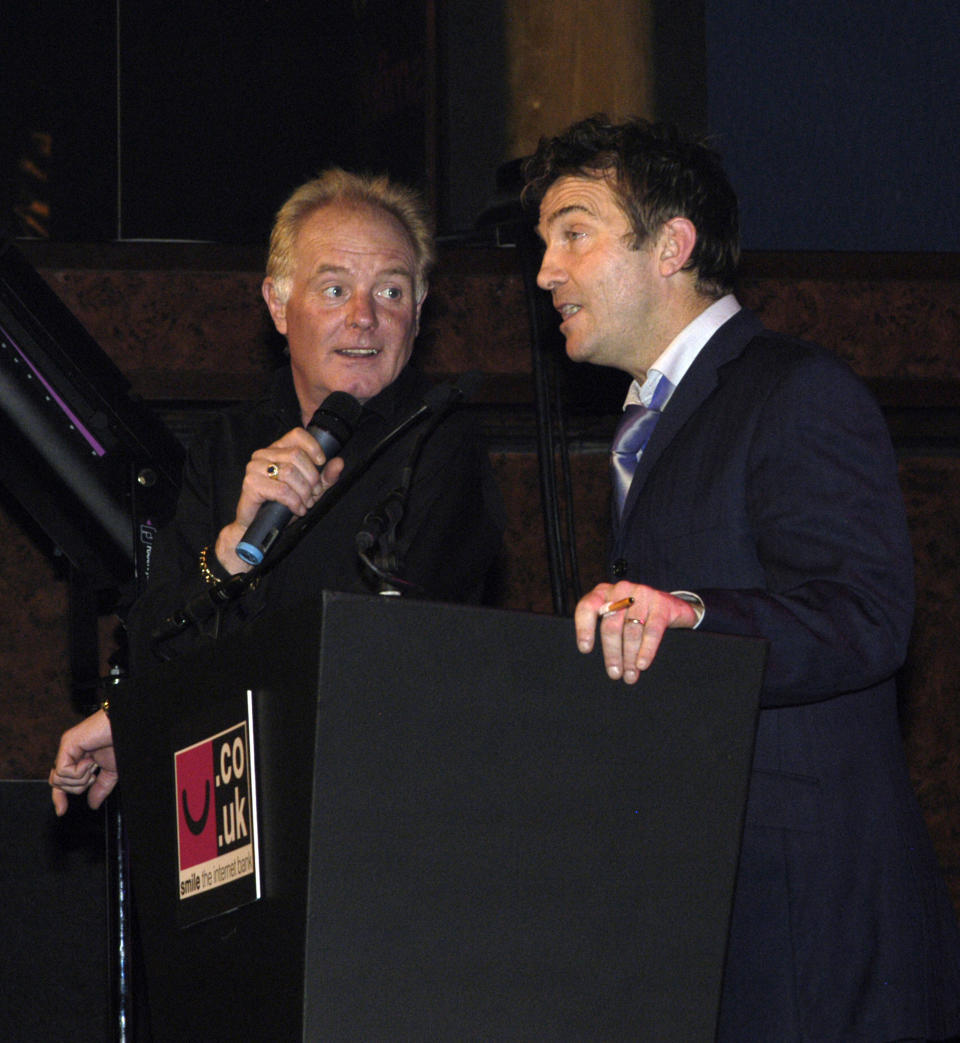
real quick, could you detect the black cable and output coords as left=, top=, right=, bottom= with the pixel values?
left=517, top=224, right=569, bottom=615
left=551, top=363, right=582, bottom=605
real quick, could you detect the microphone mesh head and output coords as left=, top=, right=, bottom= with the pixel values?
left=309, top=391, right=363, bottom=442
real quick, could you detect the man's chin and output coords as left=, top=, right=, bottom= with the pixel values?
left=318, top=351, right=411, bottom=404
left=564, top=337, right=592, bottom=364
left=330, top=373, right=391, bottom=404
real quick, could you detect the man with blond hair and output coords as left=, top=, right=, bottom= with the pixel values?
left=51, top=168, right=503, bottom=809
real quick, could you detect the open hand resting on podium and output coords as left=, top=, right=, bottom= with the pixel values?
left=49, top=708, right=117, bottom=816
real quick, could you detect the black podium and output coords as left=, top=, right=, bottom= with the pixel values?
left=112, top=592, right=765, bottom=1041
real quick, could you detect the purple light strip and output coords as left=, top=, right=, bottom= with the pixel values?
left=2, top=324, right=107, bottom=457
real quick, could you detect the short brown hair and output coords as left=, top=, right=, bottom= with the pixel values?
left=524, top=115, right=739, bottom=299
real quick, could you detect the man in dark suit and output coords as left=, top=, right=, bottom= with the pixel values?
left=524, top=115, right=960, bottom=1041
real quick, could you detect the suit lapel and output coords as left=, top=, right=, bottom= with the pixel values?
left=618, top=309, right=764, bottom=525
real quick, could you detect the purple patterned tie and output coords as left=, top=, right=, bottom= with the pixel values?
left=610, top=375, right=673, bottom=517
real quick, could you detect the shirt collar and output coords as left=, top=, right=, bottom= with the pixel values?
left=624, top=294, right=741, bottom=409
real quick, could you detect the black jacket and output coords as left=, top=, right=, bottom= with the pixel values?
left=612, top=307, right=960, bottom=1039
left=127, top=364, right=504, bottom=670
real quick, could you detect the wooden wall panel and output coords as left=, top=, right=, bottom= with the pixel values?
left=899, top=457, right=960, bottom=909
left=0, top=502, right=73, bottom=777
left=505, top=0, right=655, bottom=159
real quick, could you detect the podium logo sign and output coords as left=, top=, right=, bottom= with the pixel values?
left=174, top=711, right=260, bottom=927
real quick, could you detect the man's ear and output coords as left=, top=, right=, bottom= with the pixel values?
left=262, top=277, right=287, bottom=334
left=658, top=217, right=697, bottom=277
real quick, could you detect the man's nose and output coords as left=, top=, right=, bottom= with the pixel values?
left=536, top=246, right=565, bottom=292
left=348, top=292, right=377, bottom=329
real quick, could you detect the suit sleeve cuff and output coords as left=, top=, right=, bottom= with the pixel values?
left=671, top=590, right=705, bottom=628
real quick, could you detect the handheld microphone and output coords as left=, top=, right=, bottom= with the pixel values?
left=235, top=391, right=362, bottom=565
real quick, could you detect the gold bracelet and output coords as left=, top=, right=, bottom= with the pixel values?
left=99, top=698, right=110, bottom=718
left=199, top=545, right=218, bottom=586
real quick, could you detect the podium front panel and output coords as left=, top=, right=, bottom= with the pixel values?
left=113, top=593, right=764, bottom=1041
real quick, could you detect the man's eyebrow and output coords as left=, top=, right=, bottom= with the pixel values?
left=310, top=264, right=350, bottom=278
left=547, top=203, right=594, bottom=224
left=378, top=265, right=414, bottom=280
left=309, top=263, right=413, bottom=280
left=536, top=203, right=595, bottom=239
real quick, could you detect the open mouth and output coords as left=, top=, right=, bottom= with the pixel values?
left=337, top=348, right=381, bottom=358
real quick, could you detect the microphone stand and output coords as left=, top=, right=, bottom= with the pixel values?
left=355, top=385, right=466, bottom=596
left=356, top=483, right=406, bottom=595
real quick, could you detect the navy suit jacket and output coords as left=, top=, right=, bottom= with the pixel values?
left=608, top=309, right=960, bottom=1040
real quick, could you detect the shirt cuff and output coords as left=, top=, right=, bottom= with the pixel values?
left=671, top=590, right=705, bottom=628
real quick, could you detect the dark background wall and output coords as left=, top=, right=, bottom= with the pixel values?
left=706, top=0, right=960, bottom=251
left=1, top=0, right=436, bottom=243
left=5, top=2, right=956, bottom=247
